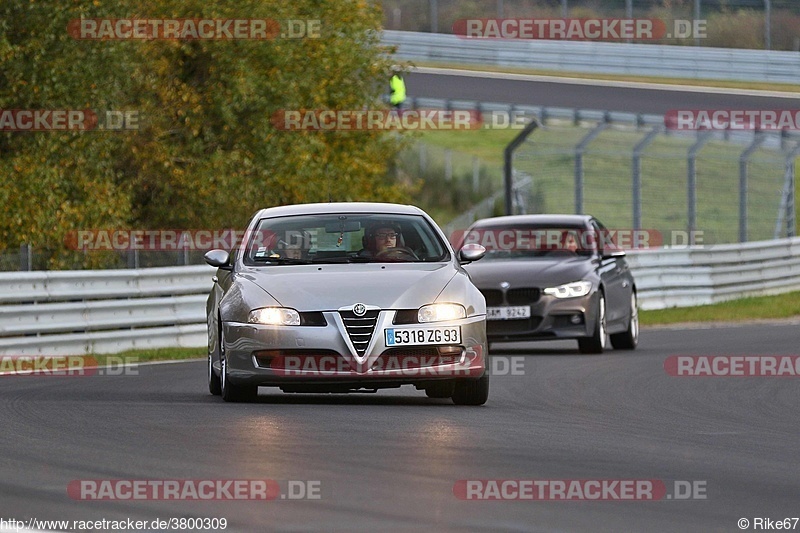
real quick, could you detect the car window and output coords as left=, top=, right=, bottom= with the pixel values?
left=243, top=213, right=450, bottom=265
left=463, top=224, right=594, bottom=260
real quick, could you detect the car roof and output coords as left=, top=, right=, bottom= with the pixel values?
left=252, top=202, right=427, bottom=219
left=469, top=214, right=594, bottom=228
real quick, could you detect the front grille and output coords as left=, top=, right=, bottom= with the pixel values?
left=374, top=347, right=441, bottom=370
left=487, top=317, right=543, bottom=336
left=380, top=347, right=439, bottom=358
left=507, top=288, right=540, bottom=305
left=481, top=289, right=504, bottom=306
left=340, top=310, right=380, bottom=357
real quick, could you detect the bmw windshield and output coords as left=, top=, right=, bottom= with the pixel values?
left=462, top=224, right=596, bottom=260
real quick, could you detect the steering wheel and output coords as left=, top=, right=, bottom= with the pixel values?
left=375, top=247, right=420, bottom=261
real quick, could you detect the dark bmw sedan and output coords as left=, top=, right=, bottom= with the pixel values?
left=461, top=214, right=638, bottom=354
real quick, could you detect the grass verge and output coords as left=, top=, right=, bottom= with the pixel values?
left=640, top=291, right=800, bottom=325
left=92, top=347, right=203, bottom=367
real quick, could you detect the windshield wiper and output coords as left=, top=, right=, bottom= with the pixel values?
left=252, top=257, right=311, bottom=265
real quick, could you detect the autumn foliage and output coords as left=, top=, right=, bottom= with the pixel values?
left=0, top=0, right=410, bottom=268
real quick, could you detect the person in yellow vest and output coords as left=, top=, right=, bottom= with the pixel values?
left=390, top=69, right=406, bottom=110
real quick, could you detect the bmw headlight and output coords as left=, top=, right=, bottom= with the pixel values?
left=418, top=303, right=466, bottom=323
left=248, top=307, right=301, bottom=326
left=543, top=281, right=592, bottom=299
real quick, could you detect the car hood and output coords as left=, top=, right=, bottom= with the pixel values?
left=464, top=257, right=596, bottom=289
left=237, top=263, right=457, bottom=311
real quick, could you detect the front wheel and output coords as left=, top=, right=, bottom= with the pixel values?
left=219, top=331, right=257, bottom=403
left=578, top=292, right=607, bottom=354
left=451, top=373, right=489, bottom=405
left=208, top=352, right=221, bottom=395
left=611, top=292, right=639, bottom=350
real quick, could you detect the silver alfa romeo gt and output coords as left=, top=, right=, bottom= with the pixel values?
left=204, top=202, right=489, bottom=405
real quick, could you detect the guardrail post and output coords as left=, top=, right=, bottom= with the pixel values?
left=632, top=126, right=663, bottom=230
left=687, top=131, right=713, bottom=244
left=739, top=133, right=767, bottom=242
left=444, top=149, right=452, bottom=181
left=429, top=0, right=438, bottom=33
left=574, top=116, right=609, bottom=214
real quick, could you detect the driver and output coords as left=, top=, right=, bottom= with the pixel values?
left=362, top=222, right=403, bottom=256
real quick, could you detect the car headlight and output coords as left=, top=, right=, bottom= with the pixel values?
left=418, top=303, right=466, bottom=323
left=543, top=281, right=592, bottom=299
left=248, top=307, right=301, bottom=326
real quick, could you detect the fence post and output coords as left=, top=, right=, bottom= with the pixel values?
left=764, top=0, right=771, bottom=51
left=632, top=126, right=663, bottom=230
left=19, top=243, right=32, bottom=271
left=574, top=118, right=609, bottom=215
left=687, top=132, right=713, bottom=244
left=444, top=149, right=452, bottom=181
left=472, top=156, right=480, bottom=193
left=739, top=133, right=767, bottom=242
left=776, top=143, right=800, bottom=238
left=503, top=119, right=539, bottom=215
left=419, top=143, right=427, bottom=174
left=694, top=0, right=702, bottom=47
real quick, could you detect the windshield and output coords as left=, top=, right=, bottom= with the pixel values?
left=463, top=225, right=596, bottom=260
left=243, top=213, right=450, bottom=265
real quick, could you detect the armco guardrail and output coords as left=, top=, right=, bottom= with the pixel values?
left=383, top=30, right=800, bottom=84
left=1, top=238, right=799, bottom=355
left=627, top=237, right=800, bottom=309
left=0, top=265, right=214, bottom=356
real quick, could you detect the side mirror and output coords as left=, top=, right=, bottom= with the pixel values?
left=459, top=243, right=486, bottom=263
left=204, top=249, right=232, bottom=269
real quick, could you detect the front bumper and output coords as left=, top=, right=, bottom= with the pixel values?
left=221, top=311, right=487, bottom=387
left=485, top=291, right=598, bottom=342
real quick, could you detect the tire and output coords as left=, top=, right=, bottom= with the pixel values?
left=208, top=319, right=222, bottom=395
left=219, top=330, right=257, bottom=403
left=611, top=292, right=639, bottom=350
left=451, top=373, right=489, bottom=406
left=208, top=351, right=221, bottom=396
left=578, top=292, right=607, bottom=354
left=425, top=381, right=455, bottom=399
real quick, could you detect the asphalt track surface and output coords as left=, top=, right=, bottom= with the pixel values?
left=407, top=68, right=800, bottom=114
left=2, top=323, right=799, bottom=532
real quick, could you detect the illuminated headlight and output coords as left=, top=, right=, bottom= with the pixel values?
left=543, top=281, right=592, bottom=299
left=418, top=303, right=466, bottom=323
left=248, top=308, right=300, bottom=326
